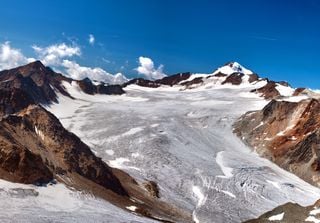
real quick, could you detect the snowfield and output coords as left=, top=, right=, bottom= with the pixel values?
left=7, top=80, right=319, bottom=223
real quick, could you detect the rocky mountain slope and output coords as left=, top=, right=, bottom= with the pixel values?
left=0, top=61, right=125, bottom=116
left=234, top=98, right=320, bottom=187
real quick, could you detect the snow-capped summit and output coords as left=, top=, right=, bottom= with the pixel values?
left=213, top=61, right=253, bottom=76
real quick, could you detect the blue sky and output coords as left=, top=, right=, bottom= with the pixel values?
left=0, top=0, right=319, bottom=87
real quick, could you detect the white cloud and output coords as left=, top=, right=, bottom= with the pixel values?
left=0, top=41, right=128, bottom=84
left=0, top=42, right=35, bottom=70
left=89, top=34, right=95, bottom=45
left=62, top=60, right=128, bottom=84
left=32, top=43, right=81, bottom=66
left=135, top=56, right=166, bottom=80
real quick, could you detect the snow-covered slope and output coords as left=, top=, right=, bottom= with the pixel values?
left=0, top=180, right=157, bottom=223
left=213, top=61, right=253, bottom=75
left=44, top=80, right=320, bottom=223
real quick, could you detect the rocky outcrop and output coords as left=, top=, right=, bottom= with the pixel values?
left=180, top=77, right=204, bottom=88
left=250, top=81, right=280, bottom=99
left=156, top=72, right=191, bottom=86
left=248, top=73, right=259, bottom=83
left=222, top=73, right=244, bottom=85
left=245, top=199, right=320, bottom=223
left=293, top=87, right=306, bottom=96
left=122, top=78, right=161, bottom=88
left=77, top=77, right=125, bottom=95
left=123, top=72, right=192, bottom=88
left=234, top=99, right=320, bottom=186
left=143, top=181, right=160, bottom=198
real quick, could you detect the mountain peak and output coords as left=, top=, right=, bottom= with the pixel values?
left=214, top=61, right=253, bottom=76
left=18, top=60, right=47, bottom=74
left=19, top=60, right=46, bottom=70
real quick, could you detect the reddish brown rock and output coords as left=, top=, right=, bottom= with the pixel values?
left=213, top=72, right=228, bottom=77
left=234, top=98, right=320, bottom=186
left=250, top=81, right=280, bottom=99
left=156, top=72, right=191, bottom=86
left=222, top=73, right=244, bottom=85
left=248, top=73, right=259, bottom=83
left=122, top=78, right=161, bottom=88
left=77, top=78, right=125, bottom=95
left=293, top=87, right=306, bottom=96
left=180, top=77, right=204, bottom=88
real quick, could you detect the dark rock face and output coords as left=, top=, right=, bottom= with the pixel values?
left=234, top=99, right=320, bottom=186
left=156, top=72, right=191, bottom=86
left=0, top=61, right=72, bottom=116
left=293, top=87, right=306, bottom=96
left=143, top=181, right=160, bottom=198
left=250, top=81, right=280, bottom=99
left=245, top=201, right=315, bottom=223
left=97, top=84, right=125, bottom=95
left=77, top=78, right=125, bottom=95
left=248, top=73, right=259, bottom=83
left=123, top=72, right=192, bottom=88
left=180, top=77, right=204, bottom=87
left=222, top=73, right=244, bottom=85
left=213, top=72, right=228, bottom=77
left=123, top=78, right=161, bottom=88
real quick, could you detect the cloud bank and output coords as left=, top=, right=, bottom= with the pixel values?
left=0, top=41, right=128, bottom=84
left=0, top=41, right=35, bottom=70
left=32, top=43, right=81, bottom=66
left=136, top=56, right=166, bottom=80
left=62, top=60, right=127, bottom=84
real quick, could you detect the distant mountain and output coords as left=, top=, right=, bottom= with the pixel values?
left=0, top=61, right=125, bottom=116
left=123, top=61, right=294, bottom=100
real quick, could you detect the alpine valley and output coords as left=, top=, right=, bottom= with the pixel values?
left=1, top=60, right=320, bottom=223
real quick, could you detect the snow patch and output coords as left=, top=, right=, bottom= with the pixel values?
left=268, top=212, right=284, bottom=221
left=34, top=126, right=45, bottom=141
left=276, top=84, right=294, bottom=97
left=310, top=208, right=320, bottom=216
left=216, top=151, right=233, bottom=178
left=306, top=216, right=320, bottom=223
left=126, top=206, right=137, bottom=212
left=105, top=150, right=114, bottom=156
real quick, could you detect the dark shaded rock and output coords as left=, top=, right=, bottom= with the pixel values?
left=293, top=87, right=306, bottom=96
left=0, top=61, right=73, bottom=116
left=156, top=72, right=191, bottom=86
left=278, top=81, right=290, bottom=87
left=250, top=81, right=280, bottom=99
left=143, top=181, right=160, bottom=198
left=248, top=73, right=259, bottom=83
left=213, top=72, right=227, bottom=77
left=77, top=78, right=125, bottom=95
left=222, top=72, right=244, bottom=85
left=123, top=78, right=160, bottom=88
left=180, top=77, right=203, bottom=87
left=123, top=72, right=192, bottom=88
left=244, top=202, right=312, bottom=223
